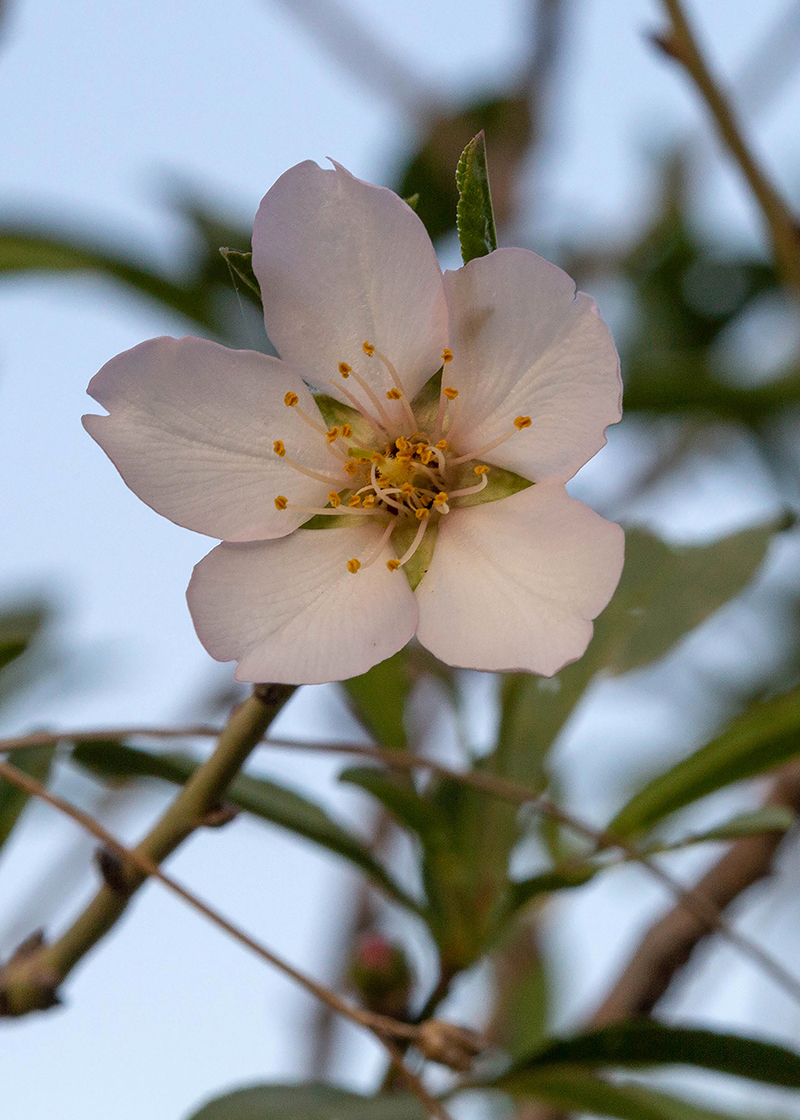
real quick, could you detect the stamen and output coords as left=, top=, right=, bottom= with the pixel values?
left=274, top=495, right=288, bottom=510
left=273, top=440, right=285, bottom=457
left=362, top=494, right=376, bottom=508
left=285, top=503, right=382, bottom=516
left=334, top=367, right=392, bottom=431
left=340, top=424, right=353, bottom=439
left=327, top=491, right=342, bottom=508
left=281, top=454, right=345, bottom=485
left=386, top=558, right=400, bottom=572
left=433, top=491, right=449, bottom=507
left=326, top=427, right=340, bottom=442
left=434, top=387, right=458, bottom=441
left=284, top=391, right=298, bottom=407
left=343, top=461, right=360, bottom=477
left=348, top=495, right=362, bottom=507
left=447, top=474, right=489, bottom=499
left=360, top=518, right=396, bottom=569
left=414, top=507, right=430, bottom=521
left=449, top=419, right=532, bottom=466
left=397, top=513, right=430, bottom=568
left=366, top=341, right=418, bottom=430
left=442, top=348, right=453, bottom=364
left=346, top=559, right=361, bottom=574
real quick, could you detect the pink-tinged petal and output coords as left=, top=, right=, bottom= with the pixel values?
left=187, top=523, right=419, bottom=684
left=443, top=248, right=621, bottom=482
left=83, top=336, right=345, bottom=541
left=252, top=161, right=449, bottom=420
left=415, top=481, right=624, bottom=675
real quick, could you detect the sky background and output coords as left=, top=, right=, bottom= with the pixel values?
left=2, top=1, right=800, bottom=1117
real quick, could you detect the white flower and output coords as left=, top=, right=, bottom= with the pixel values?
left=83, top=160, right=624, bottom=685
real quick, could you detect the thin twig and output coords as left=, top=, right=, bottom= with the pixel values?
left=658, top=0, right=800, bottom=293
left=0, top=759, right=450, bottom=1120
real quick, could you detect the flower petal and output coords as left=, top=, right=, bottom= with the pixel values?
left=415, top=481, right=624, bottom=675
left=252, top=161, right=449, bottom=423
left=443, top=248, right=621, bottom=481
left=187, top=522, right=419, bottom=684
left=83, top=336, right=345, bottom=541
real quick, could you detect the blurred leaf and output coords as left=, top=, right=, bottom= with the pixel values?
left=219, top=248, right=261, bottom=301
left=647, top=806, right=796, bottom=852
left=342, top=650, right=412, bottom=750
left=72, top=741, right=417, bottom=911
left=494, top=940, right=549, bottom=1061
left=489, top=1067, right=767, bottom=1120
left=496, top=1021, right=800, bottom=1091
left=509, top=865, right=598, bottom=912
left=455, top=131, right=497, bottom=264
left=187, top=1083, right=426, bottom=1120
left=394, top=93, right=530, bottom=242
left=0, top=746, right=55, bottom=851
left=609, top=682, right=800, bottom=837
left=339, top=766, right=440, bottom=841
left=0, top=605, right=47, bottom=676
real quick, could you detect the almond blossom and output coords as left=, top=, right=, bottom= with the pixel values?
left=83, top=160, right=624, bottom=685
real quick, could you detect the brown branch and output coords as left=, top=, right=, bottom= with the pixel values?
left=589, top=760, right=800, bottom=1026
left=657, top=0, right=800, bottom=293
left=0, top=757, right=454, bottom=1119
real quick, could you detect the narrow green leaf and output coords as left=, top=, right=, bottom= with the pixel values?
left=509, top=865, right=598, bottom=911
left=404, top=193, right=420, bottom=212
left=646, top=806, right=796, bottom=853
left=0, top=605, right=47, bottom=676
left=71, top=742, right=417, bottom=911
left=609, top=683, right=800, bottom=837
left=0, top=746, right=56, bottom=850
left=489, top=1066, right=766, bottom=1120
left=219, top=248, right=261, bottom=301
left=455, top=130, right=497, bottom=264
left=342, top=650, right=412, bottom=751
left=339, top=766, right=441, bottom=841
left=498, top=1021, right=800, bottom=1090
left=186, top=1083, right=427, bottom=1120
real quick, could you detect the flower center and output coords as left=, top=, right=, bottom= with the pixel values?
left=272, top=344, right=530, bottom=576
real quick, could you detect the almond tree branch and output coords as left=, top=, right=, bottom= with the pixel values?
left=0, top=758, right=452, bottom=1120
left=0, top=684, right=296, bottom=1016
left=658, top=0, right=800, bottom=293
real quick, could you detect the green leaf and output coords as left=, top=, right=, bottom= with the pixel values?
left=0, top=746, right=56, bottom=851
left=509, top=865, right=598, bottom=911
left=497, top=1021, right=800, bottom=1091
left=71, top=742, right=418, bottom=911
left=0, top=605, right=47, bottom=676
left=219, top=248, right=261, bottom=301
left=646, top=806, right=796, bottom=852
left=609, top=682, right=800, bottom=838
left=339, top=765, right=441, bottom=841
left=489, top=1067, right=766, bottom=1120
left=342, top=649, right=412, bottom=750
left=455, top=130, right=497, bottom=264
left=186, top=1083, right=427, bottom=1120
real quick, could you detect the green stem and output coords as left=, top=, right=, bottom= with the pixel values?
left=661, top=0, right=800, bottom=294
left=0, top=684, right=295, bottom=1015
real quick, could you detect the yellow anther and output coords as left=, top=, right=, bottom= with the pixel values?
left=328, top=491, right=342, bottom=508
left=338, top=362, right=352, bottom=377
left=514, top=415, right=532, bottom=430
left=273, top=440, right=286, bottom=457
left=348, top=495, right=362, bottom=507
left=443, top=386, right=458, bottom=400
left=284, top=391, right=299, bottom=407
left=362, top=494, right=376, bottom=508
left=433, top=491, right=449, bottom=506
left=274, top=495, right=288, bottom=510
left=362, top=340, right=375, bottom=357
left=474, top=464, right=490, bottom=475
left=346, top=558, right=361, bottom=574
left=396, top=453, right=412, bottom=464
left=370, top=452, right=385, bottom=464
left=386, top=558, right=400, bottom=572
left=340, top=423, right=353, bottom=439
left=400, top=482, right=414, bottom=496
left=344, top=461, right=359, bottom=477
left=386, top=388, right=402, bottom=400
left=415, top=507, right=430, bottom=521
left=435, top=439, right=448, bottom=450
left=377, top=473, right=390, bottom=486
left=326, top=427, right=340, bottom=442
left=442, top=348, right=453, bottom=364
left=413, top=442, right=427, bottom=455
left=396, top=437, right=410, bottom=452
left=421, top=449, right=435, bottom=464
